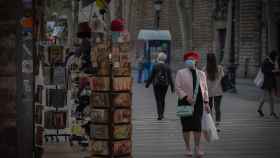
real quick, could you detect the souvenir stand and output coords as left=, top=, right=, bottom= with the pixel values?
left=89, top=19, right=133, bottom=158
left=34, top=47, right=45, bottom=152
left=40, top=44, right=71, bottom=143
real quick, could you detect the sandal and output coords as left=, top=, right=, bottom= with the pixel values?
left=185, top=150, right=193, bottom=157
left=195, top=147, right=204, bottom=157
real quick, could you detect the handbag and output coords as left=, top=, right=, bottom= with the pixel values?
left=221, top=74, right=234, bottom=92
left=176, top=71, right=200, bottom=117
left=254, top=69, right=264, bottom=88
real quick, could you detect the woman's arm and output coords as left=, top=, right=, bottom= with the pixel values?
left=201, top=71, right=210, bottom=112
left=262, top=60, right=274, bottom=75
left=202, top=72, right=209, bottom=103
left=175, top=71, right=187, bottom=99
left=220, top=65, right=225, bottom=78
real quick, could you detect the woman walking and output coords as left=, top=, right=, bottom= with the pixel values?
left=175, top=51, right=210, bottom=157
left=257, top=51, right=279, bottom=118
left=205, top=53, right=224, bottom=131
left=146, top=52, right=174, bottom=120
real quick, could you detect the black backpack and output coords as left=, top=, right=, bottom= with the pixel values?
left=154, top=65, right=169, bottom=86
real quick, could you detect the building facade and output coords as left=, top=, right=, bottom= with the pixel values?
left=131, top=0, right=280, bottom=77
left=77, top=0, right=280, bottom=77
left=0, top=0, right=20, bottom=157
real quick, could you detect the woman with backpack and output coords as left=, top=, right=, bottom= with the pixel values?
left=145, top=52, right=174, bottom=120
left=205, top=53, right=224, bottom=132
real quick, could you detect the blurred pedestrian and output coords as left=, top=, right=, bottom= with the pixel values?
left=257, top=51, right=279, bottom=119
left=175, top=51, right=210, bottom=157
left=205, top=53, right=224, bottom=132
left=276, top=52, right=280, bottom=96
left=145, top=52, right=174, bottom=120
left=143, top=58, right=151, bottom=82
left=150, top=53, right=158, bottom=74
left=137, top=55, right=144, bottom=83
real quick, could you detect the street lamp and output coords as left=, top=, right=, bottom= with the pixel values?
left=228, top=0, right=237, bottom=93
left=154, top=0, right=162, bottom=29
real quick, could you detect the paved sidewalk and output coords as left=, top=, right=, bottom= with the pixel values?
left=43, top=75, right=280, bottom=158
left=132, top=79, right=280, bottom=158
left=42, top=143, right=88, bottom=158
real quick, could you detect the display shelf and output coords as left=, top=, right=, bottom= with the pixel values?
left=44, top=106, right=69, bottom=111
left=90, top=106, right=110, bottom=110
left=112, top=75, right=131, bottom=78
left=35, top=124, right=43, bottom=127
left=91, top=122, right=109, bottom=125
left=112, top=107, right=132, bottom=110
left=92, top=90, right=131, bottom=93
left=112, top=122, right=132, bottom=126
left=35, top=144, right=43, bottom=148
left=91, top=154, right=132, bottom=158
left=90, top=33, right=133, bottom=158
left=113, top=154, right=131, bottom=157
left=92, top=90, right=111, bottom=93
left=91, top=138, right=109, bottom=141
left=90, top=106, right=132, bottom=110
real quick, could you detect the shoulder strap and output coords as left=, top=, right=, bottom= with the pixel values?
left=266, top=56, right=273, bottom=64
left=192, top=71, right=200, bottom=105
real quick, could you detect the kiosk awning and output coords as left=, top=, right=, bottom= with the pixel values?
left=137, top=29, right=172, bottom=40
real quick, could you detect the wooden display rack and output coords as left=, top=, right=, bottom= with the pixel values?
left=90, top=37, right=133, bottom=158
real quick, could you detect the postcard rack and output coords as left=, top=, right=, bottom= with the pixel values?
left=90, top=34, right=132, bottom=158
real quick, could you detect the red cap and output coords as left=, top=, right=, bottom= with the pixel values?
left=111, top=19, right=125, bottom=32
left=183, top=51, right=200, bottom=61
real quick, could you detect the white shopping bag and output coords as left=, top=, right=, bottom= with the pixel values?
left=254, top=69, right=264, bottom=88
left=202, top=111, right=219, bottom=142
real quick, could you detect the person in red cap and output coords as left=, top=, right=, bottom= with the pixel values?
left=175, top=51, right=210, bottom=157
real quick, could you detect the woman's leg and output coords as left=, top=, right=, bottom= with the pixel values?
left=153, top=86, right=161, bottom=119
left=214, top=96, right=222, bottom=123
left=268, top=90, right=278, bottom=118
left=144, top=65, right=150, bottom=82
left=137, top=69, right=143, bottom=83
left=209, top=97, right=214, bottom=111
left=257, top=90, right=266, bottom=116
left=194, top=132, right=204, bottom=156
left=183, top=132, right=192, bottom=155
left=209, top=97, right=214, bottom=117
left=159, top=86, right=168, bottom=118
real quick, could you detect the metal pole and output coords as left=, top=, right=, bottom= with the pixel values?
left=108, top=52, right=113, bottom=158
left=229, top=0, right=237, bottom=93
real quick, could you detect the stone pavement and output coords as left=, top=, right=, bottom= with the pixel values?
left=132, top=78, right=280, bottom=158
left=42, top=143, right=88, bottom=158
left=43, top=77, right=280, bottom=158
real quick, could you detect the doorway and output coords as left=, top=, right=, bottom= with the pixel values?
left=277, top=22, right=280, bottom=52
left=217, top=29, right=227, bottom=64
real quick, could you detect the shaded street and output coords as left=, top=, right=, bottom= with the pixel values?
left=132, top=78, right=280, bottom=158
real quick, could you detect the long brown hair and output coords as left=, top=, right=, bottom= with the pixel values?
left=206, top=53, right=218, bottom=81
